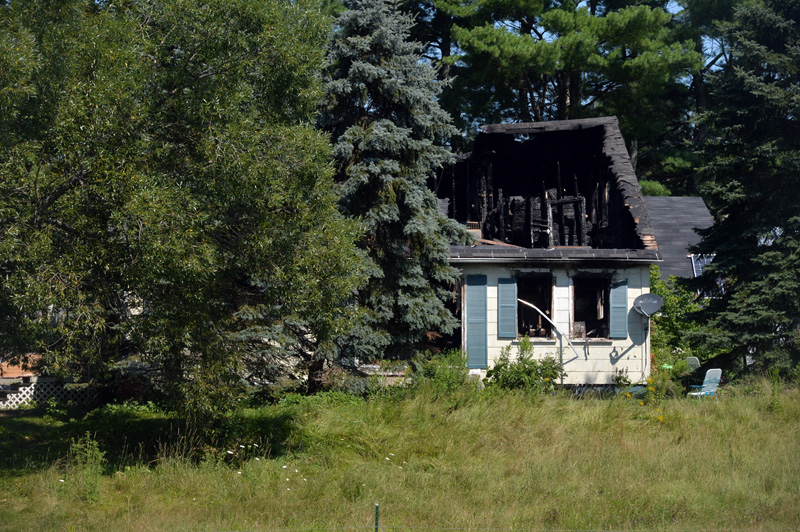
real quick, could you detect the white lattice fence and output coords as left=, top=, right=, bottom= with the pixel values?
left=0, top=378, right=92, bottom=409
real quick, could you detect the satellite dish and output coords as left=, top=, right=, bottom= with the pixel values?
left=633, top=293, right=663, bottom=317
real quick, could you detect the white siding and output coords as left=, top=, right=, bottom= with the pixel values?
left=459, top=264, right=652, bottom=385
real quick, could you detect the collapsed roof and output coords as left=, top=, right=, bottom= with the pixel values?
left=435, top=117, right=660, bottom=263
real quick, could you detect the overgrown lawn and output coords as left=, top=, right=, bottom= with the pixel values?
left=1, top=382, right=798, bottom=531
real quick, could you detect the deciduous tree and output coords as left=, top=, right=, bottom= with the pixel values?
left=0, top=0, right=365, bottom=418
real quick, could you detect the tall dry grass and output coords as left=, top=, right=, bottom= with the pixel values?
left=1, top=382, right=799, bottom=531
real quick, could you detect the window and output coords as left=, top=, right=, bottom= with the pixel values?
left=517, top=274, right=553, bottom=339
left=572, top=277, right=628, bottom=339
left=689, top=253, right=715, bottom=278
left=497, top=275, right=553, bottom=339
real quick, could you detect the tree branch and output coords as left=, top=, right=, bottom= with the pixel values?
left=36, top=168, right=89, bottom=219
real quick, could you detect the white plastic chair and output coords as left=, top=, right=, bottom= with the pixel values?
left=687, top=368, right=721, bottom=401
left=686, top=356, right=700, bottom=372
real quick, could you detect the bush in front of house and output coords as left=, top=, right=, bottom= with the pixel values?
left=409, top=349, right=477, bottom=398
left=484, top=337, right=566, bottom=393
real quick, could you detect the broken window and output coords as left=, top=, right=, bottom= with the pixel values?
left=572, top=276, right=628, bottom=339
left=517, top=274, right=553, bottom=339
left=573, top=277, right=609, bottom=339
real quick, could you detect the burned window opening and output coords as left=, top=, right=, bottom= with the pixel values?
left=517, top=274, right=553, bottom=339
left=572, top=277, right=610, bottom=339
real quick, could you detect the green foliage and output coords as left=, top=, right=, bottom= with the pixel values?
left=40, top=396, right=69, bottom=423
left=245, top=378, right=305, bottom=407
left=89, top=400, right=162, bottom=419
left=67, top=432, right=106, bottom=502
left=694, top=0, right=800, bottom=373
left=409, top=349, right=474, bottom=397
left=484, top=337, right=566, bottom=394
left=437, top=1, right=700, bottom=151
left=768, top=366, right=782, bottom=413
left=649, top=265, right=715, bottom=368
left=319, top=0, right=469, bottom=360
left=319, top=364, right=383, bottom=398
left=639, top=180, right=672, bottom=196
left=643, top=371, right=683, bottom=405
left=612, top=370, right=632, bottom=391
left=0, top=0, right=366, bottom=422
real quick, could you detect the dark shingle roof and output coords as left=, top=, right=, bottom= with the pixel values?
left=643, top=196, right=713, bottom=279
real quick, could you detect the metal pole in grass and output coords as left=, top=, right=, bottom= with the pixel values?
left=374, top=503, right=379, bottom=532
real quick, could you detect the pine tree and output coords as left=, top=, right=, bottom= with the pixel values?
left=694, top=0, right=800, bottom=373
left=320, top=0, right=468, bottom=360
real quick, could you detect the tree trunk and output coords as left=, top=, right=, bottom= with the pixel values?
left=306, top=357, right=326, bottom=394
left=568, top=70, right=582, bottom=119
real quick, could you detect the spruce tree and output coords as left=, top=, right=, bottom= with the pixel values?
left=320, top=0, right=468, bottom=360
left=694, top=0, right=800, bottom=372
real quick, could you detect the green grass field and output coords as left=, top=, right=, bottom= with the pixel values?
left=1, top=381, right=798, bottom=532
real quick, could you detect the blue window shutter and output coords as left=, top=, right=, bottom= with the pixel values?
left=609, top=279, right=628, bottom=339
left=466, top=275, right=487, bottom=369
left=497, top=278, right=517, bottom=338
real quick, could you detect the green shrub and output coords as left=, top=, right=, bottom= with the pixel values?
left=321, top=364, right=383, bottom=398
left=484, top=337, right=565, bottom=393
left=67, top=432, right=106, bottom=502
left=98, top=400, right=161, bottom=416
left=40, top=396, right=69, bottom=423
left=409, top=349, right=474, bottom=397
left=246, top=378, right=305, bottom=406
left=612, top=370, right=632, bottom=392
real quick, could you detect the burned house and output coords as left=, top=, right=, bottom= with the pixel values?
left=436, top=117, right=661, bottom=385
